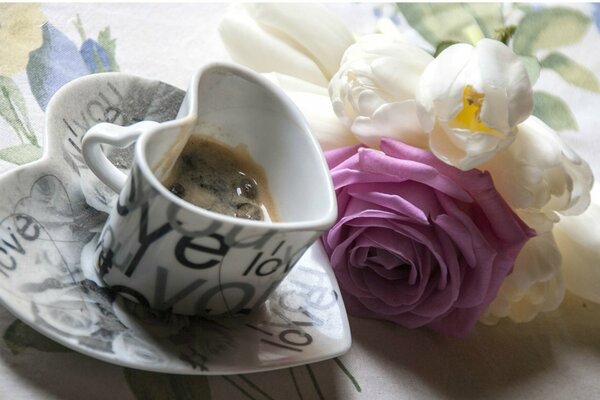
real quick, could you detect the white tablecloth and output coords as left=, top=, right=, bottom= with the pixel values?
left=1, top=3, right=600, bottom=399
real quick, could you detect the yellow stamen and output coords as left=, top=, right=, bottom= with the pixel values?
left=449, top=85, right=503, bottom=137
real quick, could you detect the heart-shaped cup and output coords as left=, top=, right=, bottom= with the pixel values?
left=81, top=62, right=337, bottom=316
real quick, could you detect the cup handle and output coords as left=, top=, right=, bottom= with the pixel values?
left=82, top=121, right=159, bottom=192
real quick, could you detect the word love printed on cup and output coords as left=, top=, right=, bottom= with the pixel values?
left=95, top=164, right=320, bottom=315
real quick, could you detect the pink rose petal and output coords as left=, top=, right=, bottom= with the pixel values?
left=322, top=139, right=534, bottom=337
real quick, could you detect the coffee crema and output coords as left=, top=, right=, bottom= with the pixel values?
left=161, top=135, right=279, bottom=222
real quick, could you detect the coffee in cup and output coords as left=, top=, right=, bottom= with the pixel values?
left=161, top=135, right=279, bottom=222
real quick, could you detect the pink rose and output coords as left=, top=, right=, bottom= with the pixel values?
left=322, top=138, right=534, bottom=337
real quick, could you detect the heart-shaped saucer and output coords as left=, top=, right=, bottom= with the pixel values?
left=0, top=72, right=351, bottom=374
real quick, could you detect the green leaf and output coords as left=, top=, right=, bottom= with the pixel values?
left=0, top=144, right=42, bottom=165
left=0, top=76, right=38, bottom=146
left=464, top=3, right=505, bottom=38
left=73, top=14, right=87, bottom=41
left=434, top=40, right=459, bottom=57
left=512, top=7, right=591, bottom=55
left=3, top=319, right=70, bottom=354
left=533, top=91, right=578, bottom=131
left=519, top=55, right=541, bottom=85
left=396, top=3, right=486, bottom=45
left=540, top=52, right=600, bottom=92
left=494, top=25, right=517, bottom=45
left=98, top=27, right=120, bottom=72
left=124, top=368, right=212, bottom=400
left=333, top=358, right=362, bottom=392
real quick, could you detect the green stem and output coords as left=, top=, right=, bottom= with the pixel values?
left=494, top=25, right=517, bottom=45
left=1, top=87, right=39, bottom=147
left=1, top=87, right=25, bottom=144
left=305, top=365, right=325, bottom=400
left=239, top=375, right=275, bottom=400
left=21, top=120, right=38, bottom=147
left=289, top=368, right=304, bottom=400
left=221, top=376, right=258, bottom=400
left=333, top=357, right=362, bottom=392
left=74, top=14, right=87, bottom=41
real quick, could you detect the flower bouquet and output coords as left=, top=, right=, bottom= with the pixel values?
left=219, top=3, right=598, bottom=337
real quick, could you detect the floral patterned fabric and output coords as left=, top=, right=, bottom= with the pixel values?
left=1, top=3, right=600, bottom=399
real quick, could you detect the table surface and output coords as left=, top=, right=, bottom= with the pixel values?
left=1, top=3, right=600, bottom=399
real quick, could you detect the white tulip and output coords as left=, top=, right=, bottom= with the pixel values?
left=481, top=116, right=593, bottom=216
left=416, top=38, right=533, bottom=170
left=219, top=3, right=354, bottom=86
left=262, top=72, right=358, bottom=150
left=481, top=116, right=594, bottom=324
left=482, top=212, right=564, bottom=324
left=328, top=34, right=433, bottom=148
left=554, top=186, right=600, bottom=304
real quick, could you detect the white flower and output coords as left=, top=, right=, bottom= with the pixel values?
left=219, top=3, right=356, bottom=149
left=219, top=3, right=354, bottom=86
left=481, top=116, right=593, bottom=215
left=554, top=186, right=600, bottom=304
left=481, top=116, right=594, bottom=324
left=328, top=34, right=433, bottom=148
left=416, top=38, right=533, bottom=170
left=481, top=212, right=564, bottom=324
left=263, top=72, right=360, bottom=150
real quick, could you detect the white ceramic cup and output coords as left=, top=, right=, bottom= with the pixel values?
left=81, top=62, right=337, bottom=317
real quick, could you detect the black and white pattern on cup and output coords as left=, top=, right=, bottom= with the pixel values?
left=60, top=79, right=185, bottom=211
left=95, top=163, right=319, bottom=316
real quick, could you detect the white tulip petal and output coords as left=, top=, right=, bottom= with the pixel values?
left=356, top=89, right=387, bottom=117
left=516, top=209, right=558, bottom=234
left=291, top=92, right=359, bottom=150
left=429, top=124, right=468, bottom=167
left=432, top=91, right=466, bottom=125
left=342, top=34, right=409, bottom=60
left=262, top=72, right=356, bottom=149
left=482, top=116, right=593, bottom=213
left=416, top=43, right=472, bottom=111
left=444, top=126, right=507, bottom=154
left=441, top=58, right=485, bottom=121
left=329, top=34, right=433, bottom=148
left=477, top=38, right=533, bottom=128
left=243, top=3, right=354, bottom=81
left=513, top=121, right=561, bottom=167
left=554, top=187, right=600, bottom=304
left=262, top=72, right=328, bottom=96
left=219, top=5, right=328, bottom=86
left=416, top=39, right=533, bottom=169
left=479, top=85, right=510, bottom=133
left=431, top=125, right=513, bottom=171
left=482, top=228, right=565, bottom=324
left=352, top=101, right=428, bottom=149
left=370, top=54, right=433, bottom=101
